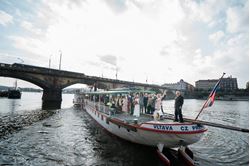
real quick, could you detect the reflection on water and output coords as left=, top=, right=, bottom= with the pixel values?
left=0, top=93, right=248, bottom=166
left=0, top=92, right=42, bottom=115
left=9, top=99, right=20, bottom=114
left=0, top=108, right=160, bottom=166
left=0, top=92, right=74, bottom=115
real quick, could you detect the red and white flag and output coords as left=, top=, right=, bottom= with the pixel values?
left=203, top=78, right=222, bottom=108
left=195, top=73, right=225, bottom=120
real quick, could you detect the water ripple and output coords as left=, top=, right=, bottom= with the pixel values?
left=0, top=99, right=248, bottom=166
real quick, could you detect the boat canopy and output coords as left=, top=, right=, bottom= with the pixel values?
left=83, top=89, right=155, bottom=95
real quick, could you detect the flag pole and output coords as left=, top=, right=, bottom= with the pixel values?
left=194, top=73, right=226, bottom=121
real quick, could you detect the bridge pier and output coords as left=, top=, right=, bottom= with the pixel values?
left=42, top=88, right=62, bottom=110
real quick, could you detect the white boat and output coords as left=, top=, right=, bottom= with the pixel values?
left=73, top=74, right=248, bottom=165
left=73, top=90, right=207, bottom=149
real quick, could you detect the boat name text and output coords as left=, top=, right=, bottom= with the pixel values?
left=153, top=125, right=203, bottom=131
left=153, top=125, right=173, bottom=131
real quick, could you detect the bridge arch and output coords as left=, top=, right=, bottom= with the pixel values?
left=0, top=72, right=63, bottom=110
left=61, top=79, right=109, bottom=90
left=0, top=73, right=49, bottom=89
left=61, top=79, right=89, bottom=89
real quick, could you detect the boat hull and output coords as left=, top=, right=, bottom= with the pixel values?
left=84, top=103, right=207, bottom=148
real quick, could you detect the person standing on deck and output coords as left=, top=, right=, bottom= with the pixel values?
left=153, top=92, right=167, bottom=120
left=154, top=93, right=164, bottom=111
left=116, top=95, right=123, bottom=112
left=128, top=94, right=134, bottom=115
left=143, top=93, right=148, bottom=114
left=122, top=95, right=128, bottom=113
left=147, top=94, right=152, bottom=114
left=151, top=94, right=157, bottom=114
left=104, top=95, right=109, bottom=105
left=133, top=94, right=140, bottom=117
left=139, top=93, right=144, bottom=114
left=174, top=91, right=184, bottom=123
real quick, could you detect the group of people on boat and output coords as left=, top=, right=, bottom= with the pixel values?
left=91, top=90, right=184, bottom=122
left=101, top=92, right=165, bottom=117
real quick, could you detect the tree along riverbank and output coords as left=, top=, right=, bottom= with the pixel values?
left=164, top=89, right=249, bottom=101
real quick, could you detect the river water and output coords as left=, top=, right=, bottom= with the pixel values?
left=0, top=92, right=248, bottom=166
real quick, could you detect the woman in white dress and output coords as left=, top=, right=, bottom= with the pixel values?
left=133, top=94, right=140, bottom=117
left=122, top=95, right=128, bottom=113
left=154, top=92, right=166, bottom=120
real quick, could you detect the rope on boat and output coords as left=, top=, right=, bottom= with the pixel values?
left=163, top=113, right=249, bottom=133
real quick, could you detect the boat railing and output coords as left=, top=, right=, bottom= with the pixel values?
left=86, top=100, right=114, bottom=116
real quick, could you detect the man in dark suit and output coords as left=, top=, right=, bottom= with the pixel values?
left=174, top=91, right=184, bottom=123
left=143, top=93, right=148, bottom=114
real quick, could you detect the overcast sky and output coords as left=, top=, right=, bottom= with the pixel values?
left=0, top=0, right=248, bottom=88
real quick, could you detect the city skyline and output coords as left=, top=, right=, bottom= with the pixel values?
left=0, top=0, right=248, bottom=88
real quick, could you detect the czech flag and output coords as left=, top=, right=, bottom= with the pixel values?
left=203, top=76, right=223, bottom=108
left=195, top=73, right=225, bottom=120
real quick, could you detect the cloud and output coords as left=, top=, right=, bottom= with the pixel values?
left=1, top=0, right=248, bottom=88
left=180, top=0, right=226, bottom=25
left=208, top=32, right=248, bottom=85
left=0, top=53, right=17, bottom=64
left=8, top=35, right=47, bottom=63
left=209, top=30, right=225, bottom=44
left=87, top=60, right=117, bottom=72
left=226, top=2, right=249, bottom=33
left=21, top=20, right=42, bottom=35
left=0, top=10, right=13, bottom=26
left=104, top=0, right=128, bottom=13
left=98, top=54, right=117, bottom=66
left=48, top=0, right=86, bottom=8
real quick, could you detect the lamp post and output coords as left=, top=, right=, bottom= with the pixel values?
left=49, top=54, right=52, bottom=68
left=16, top=58, right=24, bottom=89
left=115, top=66, right=118, bottom=80
left=59, top=50, right=62, bottom=70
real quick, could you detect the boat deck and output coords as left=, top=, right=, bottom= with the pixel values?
left=85, top=100, right=176, bottom=125
left=112, top=113, right=152, bottom=124
left=112, top=112, right=175, bottom=125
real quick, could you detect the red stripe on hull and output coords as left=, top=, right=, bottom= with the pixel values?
left=138, top=126, right=207, bottom=134
left=143, top=122, right=194, bottom=126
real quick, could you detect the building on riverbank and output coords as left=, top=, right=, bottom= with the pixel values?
left=195, top=76, right=238, bottom=91
left=162, top=79, right=195, bottom=92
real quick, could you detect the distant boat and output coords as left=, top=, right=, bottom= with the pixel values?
left=0, top=90, right=8, bottom=97
left=8, top=80, right=21, bottom=99
left=8, top=89, right=21, bottom=99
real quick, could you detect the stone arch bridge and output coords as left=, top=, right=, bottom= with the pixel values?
left=0, top=63, right=174, bottom=109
